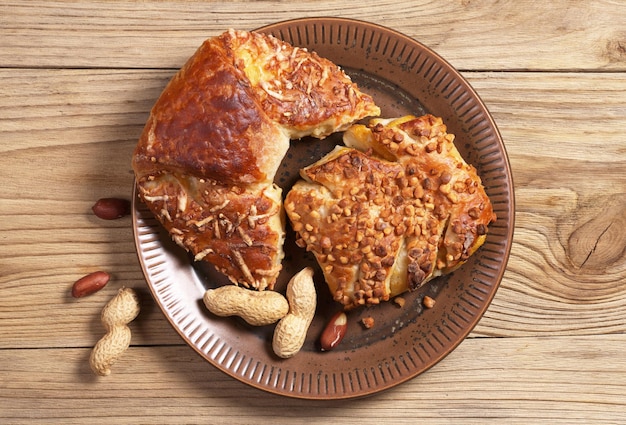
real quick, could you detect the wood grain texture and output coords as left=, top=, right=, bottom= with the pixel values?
left=1, top=336, right=625, bottom=424
left=466, top=72, right=626, bottom=337
left=1, top=0, right=625, bottom=70
left=1, top=0, right=626, bottom=422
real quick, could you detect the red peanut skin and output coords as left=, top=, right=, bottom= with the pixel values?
left=319, top=311, right=347, bottom=351
left=71, top=271, right=110, bottom=298
left=92, top=198, right=131, bottom=220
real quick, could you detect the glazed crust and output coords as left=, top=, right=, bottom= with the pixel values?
left=132, top=29, right=379, bottom=290
left=285, top=115, right=496, bottom=308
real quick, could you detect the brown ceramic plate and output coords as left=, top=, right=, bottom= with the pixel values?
left=132, top=18, right=514, bottom=399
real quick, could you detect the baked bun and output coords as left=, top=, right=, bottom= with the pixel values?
left=132, top=29, right=380, bottom=290
left=285, top=115, right=496, bottom=308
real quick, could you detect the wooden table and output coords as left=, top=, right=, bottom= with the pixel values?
left=2, top=1, right=625, bottom=423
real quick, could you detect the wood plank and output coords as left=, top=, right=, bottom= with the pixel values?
left=466, top=71, right=626, bottom=337
left=1, top=335, right=625, bottom=423
left=1, top=69, right=626, bottom=348
left=1, top=0, right=625, bottom=71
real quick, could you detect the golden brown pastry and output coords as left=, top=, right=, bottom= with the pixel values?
left=285, top=115, right=496, bottom=308
left=132, top=29, right=379, bottom=290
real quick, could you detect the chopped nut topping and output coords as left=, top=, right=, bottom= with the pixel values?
left=361, top=316, right=375, bottom=329
left=285, top=115, right=496, bottom=309
left=423, top=295, right=436, bottom=309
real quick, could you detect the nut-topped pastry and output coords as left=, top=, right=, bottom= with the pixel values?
left=285, top=114, right=496, bottom=309
left=132, top=29, right=379, bottom=291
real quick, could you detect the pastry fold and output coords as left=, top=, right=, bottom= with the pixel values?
left=132, top=29, right=379, bottom=290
